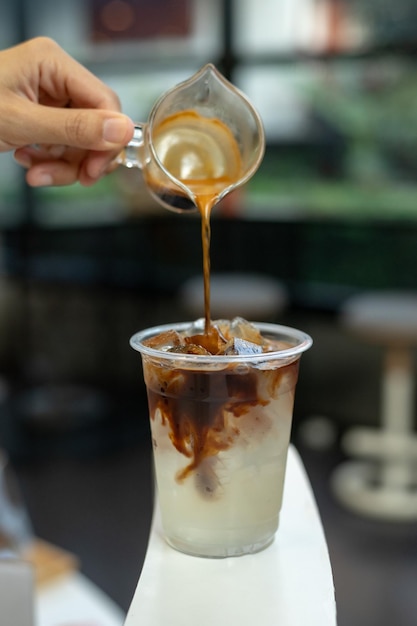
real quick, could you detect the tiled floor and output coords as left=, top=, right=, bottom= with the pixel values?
left=7, top=310, right=417, bottom=625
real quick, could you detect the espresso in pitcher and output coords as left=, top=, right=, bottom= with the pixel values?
left=148, top=110, right=243, bottom=210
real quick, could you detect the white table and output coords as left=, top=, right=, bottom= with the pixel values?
left=36, top=572, right=126, bottom=626
left=124, top=445, right=337, bottom=626
left=0, top=560, right=125, bottom=626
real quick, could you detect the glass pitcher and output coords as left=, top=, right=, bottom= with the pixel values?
left=117, top=64, right=265, bottom=213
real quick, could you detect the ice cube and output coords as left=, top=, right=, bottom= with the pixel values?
left=185, top=324, right=228, bottom=355
left=262, top=338, right=293, bottom=353
left=230, top=317, right=264, bottom=346
left=171, top=343, right=211, bottom=355
left=223, top=337, right=263, bottom=356
left=144, top=330, right=183, bottom=351
left=213, top=319, right=233, bottom=339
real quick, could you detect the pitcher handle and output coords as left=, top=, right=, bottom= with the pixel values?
left=116, top=123, right=146, bottom=169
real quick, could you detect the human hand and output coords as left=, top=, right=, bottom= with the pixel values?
left=0, top=37, right=134, bottom=187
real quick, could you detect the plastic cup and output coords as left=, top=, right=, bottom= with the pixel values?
left=130, top=320, right=312, bottom=558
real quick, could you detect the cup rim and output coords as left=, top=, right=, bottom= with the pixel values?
left=130, top=320, right=312, bottom=365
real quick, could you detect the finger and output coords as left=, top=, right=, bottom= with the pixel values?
left=13, top=147, right=33, bottom=169
left=10, top=37, right=121, bottom=112
left=15, top=144, right=120, bottom=187
left=78, top=161, right=120, bottom=187
left=16, top=145, right=119, bottom=186
left=3, top=98, right=134, bottom=152
left=15, top=144, right=88, bottom=178
left=25, top=160, right=83, bottom=187
left=82, top=149, right=121, bottom=180
left=15, top=144, right=70, bottom=167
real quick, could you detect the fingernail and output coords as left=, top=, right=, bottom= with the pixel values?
left=31, top=172, right=54, bottom=187
left=86, top=157, right=107, bottom=180
left=48, top=145, right=66, bottom=158
left=14, top=153, right=32, bottom=168
left=87, top=165, right=105, bottom=181
left=103, top=117, right=130, bottom=144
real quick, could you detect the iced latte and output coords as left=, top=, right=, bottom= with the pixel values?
left=130, top=317, right=312, bottom=557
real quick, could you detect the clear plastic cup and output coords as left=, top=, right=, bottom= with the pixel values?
left=130, top=320, right=312, bottom=558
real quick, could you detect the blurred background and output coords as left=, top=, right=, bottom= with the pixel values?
left=0, top=1, right=416, bottom=625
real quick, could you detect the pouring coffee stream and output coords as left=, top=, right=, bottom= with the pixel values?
left=117, top=64, right=265, bottom=332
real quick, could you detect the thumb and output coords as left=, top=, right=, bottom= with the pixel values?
left=4, top=100, right=134, bottom=151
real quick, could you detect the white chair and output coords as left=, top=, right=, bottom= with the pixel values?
left=332, top=291, right=417, bottom=520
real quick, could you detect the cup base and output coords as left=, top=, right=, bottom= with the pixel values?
left=164, top=532, right=276, bottom=559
